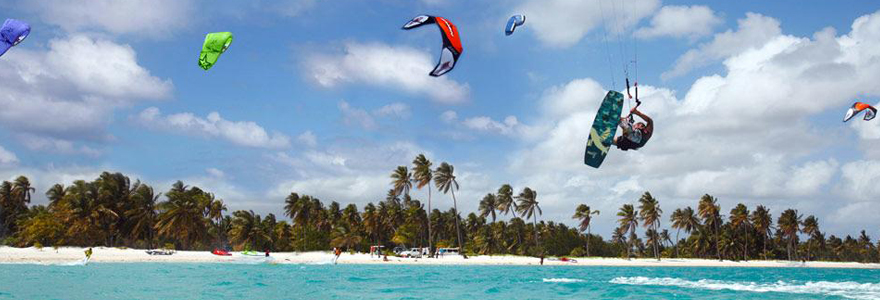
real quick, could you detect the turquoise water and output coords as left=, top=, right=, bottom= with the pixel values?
left=1, top=263, right=879, bottom=299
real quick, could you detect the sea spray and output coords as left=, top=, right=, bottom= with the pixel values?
left=543, top=278, right=585, bottom=283
left=610, top=276, right=880, bottom=300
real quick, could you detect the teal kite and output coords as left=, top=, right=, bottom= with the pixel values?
left=198, top=32, right=233, bottom=70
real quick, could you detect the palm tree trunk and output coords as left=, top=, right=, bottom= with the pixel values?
left=787, top=235, right=792, bottom=261
left=762, top=232, right=768, bottom=260
left=653, top=223, right=659, bottom=261
left=533, top=213, right=539, bottom=257
left=451, top=190, right=464, bottom=255
left=427, top=186, right=433, bottom=258
left=715, top=221, right=721, bottom=261
left=586, top=226, right=591, bottom=257
left=742, top=225, right=748, bottom=261
left=674, top=229, right=680, bottom=258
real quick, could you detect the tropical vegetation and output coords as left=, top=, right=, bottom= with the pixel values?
left=1, top=156, right=879, bottom=263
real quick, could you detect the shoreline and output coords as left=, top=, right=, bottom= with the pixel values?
left=1, top=247, right=879, bottom=269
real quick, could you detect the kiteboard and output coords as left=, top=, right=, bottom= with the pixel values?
left=584, top=91, right=624, bottom=168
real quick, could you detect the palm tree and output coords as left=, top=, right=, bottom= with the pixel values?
left=412, top=154, right=434, bottom=255
left=515, top=187, right=541, bottom=256
left=617, top=204, right=638, bottom=259
left=434, top=162, right=464, bottom=254
left=156, top=182, right=207, bottom=249
left=670, top=208, right=689, bottom=257
left=638, top=192, right=662, bottom=261
left=778, top=208, right=802, bottom=261
left=750, top=205, right=772, bottom=259
left=46, top=184, right=66, bottom=210
left=479, top=194, right=498, bottom=223
left=12, top=176, right=35, bottom=208
left=391, top=166, right=412, bottom=197
left=126, top=184, right=160, bottom=249
left=230, top=210, right=269, bottom=250
left=208, top=198, right=227, bottom=246
left=572, top=204, right=600, bottom=256
left=495, top=184, right=516, bottom=218
left=660, top=229, right=672, bottom=250
left=283, top=192, right=309, bottom=251
left=1, top=177, right=34, bottom=236
left=729, top=203, right=750, bottom=260
left=341, top=204, right=361, bottom=232
left=362, top=203, right=381, bottom=245
left=698, top=194, right=722, bottom=260
left=802, top=215, right=819, bottom=261
left=331, top=225, right=363, bottom=251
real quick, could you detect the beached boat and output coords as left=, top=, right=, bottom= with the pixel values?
left=435, top=247, right=460, bottom=257
left=145, top=249, right=175, bottom=256
left=212, top=249, right=231, bottom=256
left=240, top=250, right=263, bottom=256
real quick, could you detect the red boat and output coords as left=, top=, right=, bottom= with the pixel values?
left=212, top=249, right=231, bottom=256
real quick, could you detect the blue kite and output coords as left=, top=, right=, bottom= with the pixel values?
left=505, top=15, right=525, bottom=36
left=0, top=19, right=30, bottom=57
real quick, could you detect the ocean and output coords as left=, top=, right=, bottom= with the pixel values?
left=1, top=262, right=878, bottom=299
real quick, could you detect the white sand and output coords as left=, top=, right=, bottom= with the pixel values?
left=1, top=246, right=878, bottom=269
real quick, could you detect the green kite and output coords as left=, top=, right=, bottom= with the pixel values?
left=198, top=32, right=233, bottom=71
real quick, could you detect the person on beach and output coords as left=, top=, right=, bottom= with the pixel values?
left=85, top=248, right=93, bottom=260
left=334, top=248, right=342, bottom=264
left=265, top=250, right=270, bottom=257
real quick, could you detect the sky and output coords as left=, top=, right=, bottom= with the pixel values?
left=1, top=0, right=879, bottom=238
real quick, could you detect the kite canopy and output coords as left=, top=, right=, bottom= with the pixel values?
left=505, top=15, right=525, bottom=36
left=844, top=102, right=877, bottom=122
left=0, top=19, right=31, bottom=57
left=198, top=32, right=233, bottom=71
left=402, top=15, right=462, bottom=77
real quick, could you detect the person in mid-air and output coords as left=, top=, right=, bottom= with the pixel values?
left=613, top=107, right=653, bottom=151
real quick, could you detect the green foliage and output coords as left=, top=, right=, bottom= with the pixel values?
left=0, top=165, right=876, bottom=265
left=570, top=247, right=586, bottom=257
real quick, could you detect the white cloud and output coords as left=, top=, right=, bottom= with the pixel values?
left=17, top=134, right=102, bottom=157
left=839, top=160, right=880, bottom=201
left=0, top=35, right=171, bottom=152
left=297, top=131, right=318, bottom=147
left=338, top=101, right=414, bottom=130
left=462, top=116, right=521, bottom=136
left=267, top=141, right=444, bottom=206
left=21, top=0, right=195, bottom=37
left=206, top=168, right=225, bottom=178
left=0, top=145, right=19, bottom=167
left=373, top=103, right=411, bottom=119
left=306, top=42, right=469, bottom=103
left=135, top=107, right=291, bottom=149
left=516, top=0, right=660, bottom=48
left=440, top=110, right=458, bottom=123
left=663, top=13, right=782, bottom=79
left=634, top=5, right=722, bottom=40
left=338, top=101, right=377, bottom=130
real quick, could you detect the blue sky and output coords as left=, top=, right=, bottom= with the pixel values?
left=1, top=0, right=880, bottom=238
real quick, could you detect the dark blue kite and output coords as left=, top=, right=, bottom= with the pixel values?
left=505, top=15, right=525, bottom=36
left=0, top=19, right=30, bottom=57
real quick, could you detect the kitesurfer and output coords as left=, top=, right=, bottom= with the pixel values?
left=613, top=107, right=653, bottom=151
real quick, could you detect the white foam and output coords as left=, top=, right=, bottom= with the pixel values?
left=543, top=278, right=585, bottom=283
left=610, top=276, right=880, bottom=300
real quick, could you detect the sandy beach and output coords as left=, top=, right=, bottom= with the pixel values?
left=1, top=246, right=878, bottom=269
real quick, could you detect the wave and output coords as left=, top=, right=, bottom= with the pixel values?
left=229, top=256, right=275, bottom=265
left=543, top=278, right=584, bottom=283
left=610, top=276, right=880, bottom=300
